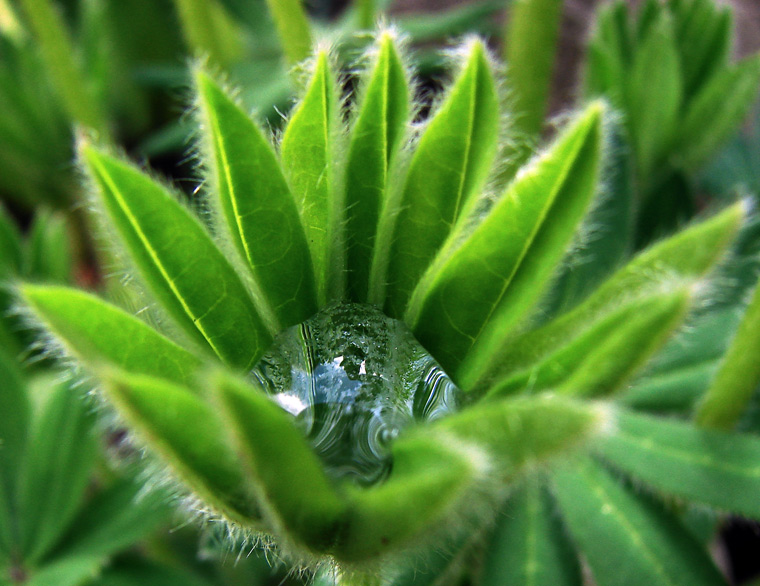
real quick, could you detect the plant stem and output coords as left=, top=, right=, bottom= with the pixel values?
left=357, top=0, right=376, bottom=30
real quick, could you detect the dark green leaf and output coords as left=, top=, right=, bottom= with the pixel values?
left=25, top=555, right=103, bottom=586
left=552, top=457, right=726, bottom=586
left=481, top=481, right=582, bottom=586
left=18, top=380, right=98, bottom=563
left=53, top=480, right=171, bottom=560
left=24, top=210, right=72, bottom=284
left=597, top=409, right=760, bottom=518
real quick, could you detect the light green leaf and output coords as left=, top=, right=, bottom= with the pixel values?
left=101, top=370, right=260, bottom=526
left=696, top=276, right=760, bottom=429
left=487, top=289, right=692, bottom=399
left=677, top=55, right=760, bottom=171
left=172, top=0, right=244, bottom=66
left=380, top=39, right=499, bottom=316
left=210, top=372, right=345, bottom=552
left=23, top=284, right=202, bottom=387
left=495, top=202, right=746, bottom=390
left=552, top=457, right=726, bottom=586
left=25, top=555, right=103, bottom=586
left=481, top=481, right=582, bottom=586
left=504, top=0, right=563, bottom=140
left=280, top=51, right=339, bottom=305
left=195, top=70, right=317, bottom=328
left=436, top=395, right=606, bottom=475
left=345, top=32, right=408, bottom=302
left=18, top=380, right=98, bottom=563
left=52, top=480, right=171, bottom=560
left=263, top=0, right=312, bottom=68
left=408, top=102, right=603, bottom=387
left=598, top=409, right=760, bottom=519
left=83, top=146, right=272, bottom=370
left=626, top=12, right=682, bottom=180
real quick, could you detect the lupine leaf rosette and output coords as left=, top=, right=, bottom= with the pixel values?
left=22, top=31, right=760, bottom=585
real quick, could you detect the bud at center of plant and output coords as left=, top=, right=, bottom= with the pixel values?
left=250, top=302, right=462, bottom=485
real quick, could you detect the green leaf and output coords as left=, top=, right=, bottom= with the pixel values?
left=552, top=457, right=726, bottom=586
left=83, top=146, right=272, bottom=370
left=210, top=372, right=345, bottom=552
left=195, top=70, right=317, bottom=329
left=24, top=210, right=72, bottom=284
left=94, top=559, right=214, bottom=586
left=407, top=102, right=603, bottom=387
left=0, top=344, right=27, bottom=557
left=333, top=433, right=481, bottom=563
left=171, top=0, right=244, bottom=66
left=18, top=380, right=98, bottom=563
left=22, top=284, right=203, bottom=387
left=435, top=395, right=606, bottom=475
left=495, top=201, right=746, bottom=390
left=677, top=55, right=760, bottom=171
left=481, top=481, right=582, bottom=586
left=486, top=288, right=692, bottom=399
left=626, top=12, right=682, bottom=180
left=380, top=39, right=499, bottom=315
left=0, top=204, right=22, bottom=276
left=539, top=126, right=635, bottom=316
left=25, top=555, right=103, bottom=586
left=17, top=0, right=107, bottom=134
left=676, top=4, right=731, bottom=99
left=100, top=370, right=260, bottom=526
left=621, top=306, right=741, bottom=413
left=503, top=0, right=563, bottom=140
left=696, top=276, right=760, bottom=429
left=345, top=32, right=408, bottom=302
left=597, top=409, right=760, bottom=519
left=52, top=480, right=171, bottom=560
left=280, top=51, right=339, bottom=305
left=263, top=0, right=313, bottom=68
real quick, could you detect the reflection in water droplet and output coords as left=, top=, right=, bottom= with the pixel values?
left=250, top=303, right=462, bottom=485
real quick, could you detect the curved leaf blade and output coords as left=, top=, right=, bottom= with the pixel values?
left=381, top=39, right=499, bottom=316
left=195, top=71, right=317, bottom=329
left=83, top=146, right=272, bottom=370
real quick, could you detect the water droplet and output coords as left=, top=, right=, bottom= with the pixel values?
left=250, top=302, right=462, bottom=485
